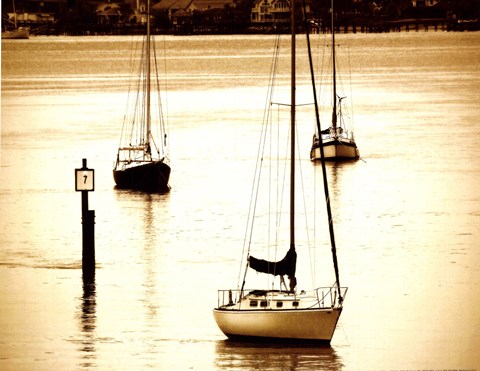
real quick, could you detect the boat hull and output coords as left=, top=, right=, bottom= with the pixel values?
left=310, top=138, right=359, bottom=161
left=2, top=29, right=29, bottom=39
left=213, top=307, right=342, bottom=343
left=113, top=161, right=170, bottom=192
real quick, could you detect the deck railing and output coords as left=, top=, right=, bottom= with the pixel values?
left=216, top=286, right=348, bottom=309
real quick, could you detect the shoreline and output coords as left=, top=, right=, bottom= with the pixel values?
left=11, top=18, right=480, bottom=37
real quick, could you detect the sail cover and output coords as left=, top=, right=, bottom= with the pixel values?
left=249, top=245, right=297, bottom=277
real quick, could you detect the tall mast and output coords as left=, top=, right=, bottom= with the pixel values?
left=330, top=0, right=343, bottom=302
left=13, top=0, right=17, bottom=28
left=303, top=0, right=342, bottom=301
left=146, top=0, right=151, bottom=152
left=331, top=0, right=337, bottom=131
left=290, top=0, right=296, bottom=250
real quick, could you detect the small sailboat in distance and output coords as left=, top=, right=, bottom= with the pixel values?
left=310, top=0, right=359, bottom=161
left=2, top=0, right=29, bottom=40
left=213, top=0, right=347, bottom=344
left=113, top=0, right=170, bottom=193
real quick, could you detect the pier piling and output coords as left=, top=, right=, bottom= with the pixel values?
left=75, top=159, right=95, bottom=279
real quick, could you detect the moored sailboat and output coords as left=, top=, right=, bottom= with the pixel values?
left=310, top=0, right=359, bottom=161
left=2, top=1, right=29, bottom=40
left=213, top=0, right=347, bottom=344
left=113, top=0, right=170, bottom=193
left=2, top=27, right=29, bottom=39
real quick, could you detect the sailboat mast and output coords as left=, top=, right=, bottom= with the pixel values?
left=305, top=0, right=342, bottom=301
left=290, top=0, right=296, bottom=250
left=331, top=0, right=337, bottom=131
left=13, top=0, right=17, bottom=28
left=146, top=0, right=151, bottom=152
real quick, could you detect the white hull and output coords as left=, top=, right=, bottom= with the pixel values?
left=213, top=307, right=341, bottom=343
left=214, top=289, right=345, bottom=343
left=310, top=138, right=359, bottom=161
left=2, top=28, right=29, bottom=39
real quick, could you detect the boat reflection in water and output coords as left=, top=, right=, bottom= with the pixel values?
left=215, top=340, right=343, bottom=370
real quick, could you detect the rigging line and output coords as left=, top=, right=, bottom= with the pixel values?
left=130, top=42, right=144, bottom=148
left=153, top=35, right=168, bottom=156
left=294, top=114, right=314, bottom=287
left=274, top=103, right=281, bottom=267
left=314, top=31, right=327, bottom=136
left=273, top=104, right=289, bottom=275
left=306, top=0, right=343, bottom=300
left=246, top=78, right=276, bottom=255
left=132, top=36, right=147, bottom=147
left=238, top=34, right=282, bottom=292
left=267, top=107, right=278, bottom=288
left=268, top=89, right=275, bottom=269
left=160, top=35, right=170, bottom=152
left=119, top=34, right=140, bottom=149
left=346, top=36, right=355, bottom=133
left=300, top=0, right=322, bottom=155
left=312, top=160, right=318, bottom=286
left=151, top=36, right=164, bottom=157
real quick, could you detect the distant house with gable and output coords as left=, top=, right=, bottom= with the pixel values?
left=154, top=0, right=235, bottom=15
left=154, top=0, right=236, bottom=33
left=96, top=2, right=124, bottom=24
left=402, top=0, right=446, bottom=18
left=250, top=0, right=310, bottom=28
left=153, top=0, right=196, bottom=17
left=251, top=0, right=290, bottom=25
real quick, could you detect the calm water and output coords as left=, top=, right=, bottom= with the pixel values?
left=1, top=32, right=480, bottom=369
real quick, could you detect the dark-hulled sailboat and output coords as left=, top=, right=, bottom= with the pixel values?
left=213, top=0, right=347, bottom=344
left=310, top=0, right=359, bottom=161
left=113, top=0, right=170, bottom=193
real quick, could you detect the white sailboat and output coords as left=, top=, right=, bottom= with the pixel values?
left=310, top=0, right=359, bottom=161
left=2, top=0, right=29, bottom=40
left=113, top=0, right=170, bottom=193
left=213, top=0, right=347, bottom=344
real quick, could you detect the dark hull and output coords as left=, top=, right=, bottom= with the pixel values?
left=113, top=161, right=171, bottom=193
left=222, top=334, right=333, bottom=346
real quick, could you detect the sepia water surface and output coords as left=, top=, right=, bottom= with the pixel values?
left=1, top=32, right=480, bottom=369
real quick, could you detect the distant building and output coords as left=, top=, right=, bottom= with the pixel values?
left=153, top=0, right=195, bottom=18
left=154, top=0, right=235, bottom=32
left=411, top=0, right=440, bottom=7
left=96, top=2, right=124, bottom=24
left=250, top=0, right=310, bottom=26
left=251, top=0, right=289, bottom=25
left=3, top=0, right=63, bottom=25
left=153, top=0, right=234, bottom=14
left=402, top=0, right=445, bottom=18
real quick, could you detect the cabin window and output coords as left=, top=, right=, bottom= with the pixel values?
left=249, top=300, right=258, bottom=307
left=260, top=301, right=268, bottom=307
left=292, top=301, right=299, bottom=307
left=276, top=301, right=283, bottom=308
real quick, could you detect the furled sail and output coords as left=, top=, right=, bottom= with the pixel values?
left=249, top=245, right=297, bottom=277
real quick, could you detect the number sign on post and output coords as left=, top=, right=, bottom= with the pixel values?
left=75, top=168, right=94, bottom=192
